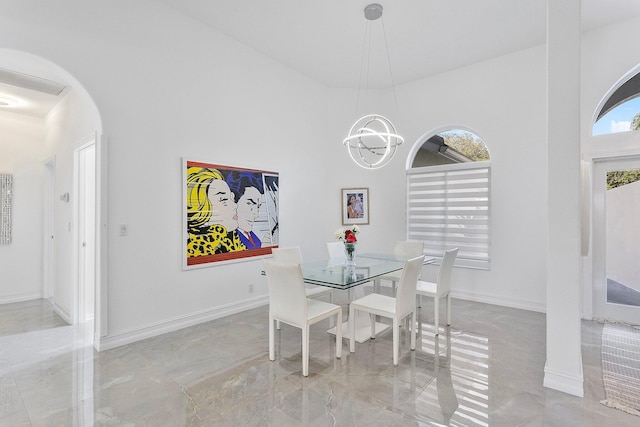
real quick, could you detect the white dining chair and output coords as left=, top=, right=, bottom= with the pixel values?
left=374, top=241, right=425, bottom=295
left=416, top=248, right=458, bottom=335
left=326, top=241, right=346, bottom=260
left=349, top=255, right=424, bottom=365
left=264, top=260, right=342, bottom=376
left=272, top=246, right=332, bottom=299
left=271, top=246, right=303, bottom=263
left=271, top=246, right=333, bottom=329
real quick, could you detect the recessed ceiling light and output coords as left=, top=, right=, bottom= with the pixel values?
left=0, top=95, right=19, bottom=107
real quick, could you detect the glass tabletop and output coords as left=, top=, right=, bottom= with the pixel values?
left=301, top=253, right=434, bottom=290
left=301, top=256, right=405, bottom=290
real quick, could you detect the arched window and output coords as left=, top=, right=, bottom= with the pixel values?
left=593, top=72, right=640, bottom=136
left=407, top=129, right=491, bottom=269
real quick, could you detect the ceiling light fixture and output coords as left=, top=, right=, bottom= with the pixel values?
left=343, top=3, right=404, bottom=169
left=0, top=94, right=19, bottom=108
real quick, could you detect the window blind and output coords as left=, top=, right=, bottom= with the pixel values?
left=407, top=161, right=491, bottom=269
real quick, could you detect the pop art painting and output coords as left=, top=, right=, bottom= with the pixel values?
left=183, top=160, right=279, bottom=268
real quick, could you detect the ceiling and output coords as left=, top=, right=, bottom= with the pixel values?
left=159, top=0, right=640, bottom=89
left=3, top=0, right=640, bottom=118
left=0, top=67, right=68, bottom=119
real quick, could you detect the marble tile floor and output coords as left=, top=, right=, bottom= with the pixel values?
left=1, top=296, right=638, bottom=426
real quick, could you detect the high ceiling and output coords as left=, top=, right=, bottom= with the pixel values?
left=3, top=0, right=640, bottom=118
left=159, top=0, right=640, bottom=88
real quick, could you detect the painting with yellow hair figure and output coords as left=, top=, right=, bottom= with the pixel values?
left=183, top=160, right=279, bottom=268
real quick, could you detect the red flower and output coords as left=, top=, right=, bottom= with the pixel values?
left=336, top=226, right=360, bottom=243
left=345, top=230, right=357, bottom=243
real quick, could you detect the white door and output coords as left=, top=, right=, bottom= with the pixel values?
left=77, top=142, right=96, bottom=323
left=592, top=157, right=640, bottom=324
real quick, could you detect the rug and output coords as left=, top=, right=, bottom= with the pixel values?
left=600, top=323, right=640, bottom=416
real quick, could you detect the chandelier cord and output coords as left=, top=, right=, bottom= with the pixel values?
left=355, top=21, right=372, bottom=119
left=354, top=15, right=397, bottom=118
left=381, top=17, right=398, bottom=111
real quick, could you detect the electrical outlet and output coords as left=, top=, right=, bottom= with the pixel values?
left=120, top=224, right=128, bottom=236
left=248, top=284, right=254, bottom=293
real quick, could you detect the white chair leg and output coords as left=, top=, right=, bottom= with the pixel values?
left=434, top=297, right=440, bottom=336
left=392, top=318, right=399, bottom=365
left=374, top=279, right=380, bottom=294
left=276, top=320, right=281, bottom=330
left=349, top=305, right=356, bottom=353
left=410, top=312, right=416, bottom=350
left=335, top=310, right=342, bottom=359
left=392, top=281, right=397, bottom=295
left=446, top=293, right=451, bottom=326
left=302, top=325, right=309, bottom=377
left=269, top=316, right=275, bottom=361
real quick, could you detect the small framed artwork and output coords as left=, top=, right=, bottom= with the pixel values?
left=342, top=187, right=369, bottom=225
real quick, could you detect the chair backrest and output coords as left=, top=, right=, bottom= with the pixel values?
left=326, top=241, right=345, bottom=260
left=395, top=255, right=425, bottom=316
left=271, top=246, right=303, bottom=264
left=394, top=241, right=425, bottom=259
left=263, top=260, right=307, bottom=326
left=437, top=248, right=458, bottom=294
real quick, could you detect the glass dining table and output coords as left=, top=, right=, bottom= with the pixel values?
left=301, top=253, right=435, bottom=343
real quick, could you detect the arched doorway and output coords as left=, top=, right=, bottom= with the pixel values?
left=0, top=49, right=105, bottom=347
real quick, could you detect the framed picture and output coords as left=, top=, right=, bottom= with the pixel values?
left=342, top=187, right=369, bottom=225
left=183, top=159, right=279, bottom=269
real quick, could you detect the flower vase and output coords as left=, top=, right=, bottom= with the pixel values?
left=344, top=242, right=357, bottom=266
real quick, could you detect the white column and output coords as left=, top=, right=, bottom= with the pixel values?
left=544, top=0, right=584, bottom=397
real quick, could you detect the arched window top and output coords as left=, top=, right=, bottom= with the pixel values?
left=407, top=128, right=492, bottom=269
left=593, top=71, right=640, bottom=136
left=411, top=129, right=490, bottom=168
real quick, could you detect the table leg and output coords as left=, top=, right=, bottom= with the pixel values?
left=327, top=284, right=391, bottom=343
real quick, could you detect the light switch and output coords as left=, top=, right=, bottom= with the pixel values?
left=120, top=224, right=128, bottom=236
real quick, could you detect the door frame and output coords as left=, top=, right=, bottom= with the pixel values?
left=590, top=155, right=640, bottom=324
left=43, top=156, right=56, bottom=300
left=74, top=139, right=96, bottom=324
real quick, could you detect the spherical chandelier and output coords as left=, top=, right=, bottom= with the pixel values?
left=343, top=114, right=404, bottom=169
left=343, top=4, right=404, bottom=170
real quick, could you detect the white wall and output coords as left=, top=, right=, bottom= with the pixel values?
left=328, top=46, right=549, bottom=312
left=0, top=112, right=45, bottom=303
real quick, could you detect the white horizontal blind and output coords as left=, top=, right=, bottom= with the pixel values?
left=407, top=161, right=491, bottom=269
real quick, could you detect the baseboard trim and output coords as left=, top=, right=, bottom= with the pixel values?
left=53, top=300, right=72, bottom=324
left=94, top=291, right=544, bottom=351
left=0, top=292, right=42, bottom=305
left=452, top=290, right=546, bottom=313
left=95, top=295, right=269, bottom=351
left=543, top=363, right=584, bottom=397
